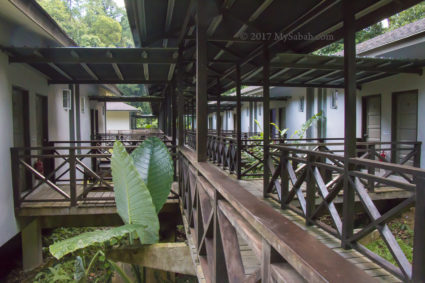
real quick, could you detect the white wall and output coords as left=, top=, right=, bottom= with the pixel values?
left=106, top=111, right=131, bottom=131
left=0, top=50, right=51, bottom=246
left=360, top=70, right=425, bottom=168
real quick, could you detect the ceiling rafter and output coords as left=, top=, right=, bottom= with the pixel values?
left=34, top=50, right=73, bottom=81
left=70, top=50, right=99, bottom=80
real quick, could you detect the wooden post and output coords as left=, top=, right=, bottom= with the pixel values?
left=195, top=0, right=208, bottom=162
left=11, top=148, right=21, bottom=210
left=177, top=48, right=185, bottom=147
left=413, top=142, right=421, bottom=168
left=306, top=154, right=315, bottom=226
left=280, top=150, right=289, bottom=209
left=69, top=148, right=77, bottom=206
left=171, top=83, right=177, bottom=178
left=217, top=96, right=221, bottom=139
left=213, top=191, right=228, bottom=282
left=367, top=144, right=375, bottom=192
left=341, top=0, right=356, bottom=249
left=412, top=175, right=425, bottom=281
left=236, top=64, right=242, bottom=179
left=263, top=44, right=270, bottom=197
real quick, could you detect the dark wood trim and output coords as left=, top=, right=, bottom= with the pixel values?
left=361, top=94, right=381, bottom=141
left=342, top=0, right=356, bottom=249
left=391, top=89, right=419, bottom=163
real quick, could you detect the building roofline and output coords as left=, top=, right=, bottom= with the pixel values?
left=9, top=0, right=77, bottom=47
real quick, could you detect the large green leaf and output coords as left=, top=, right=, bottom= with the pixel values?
left=49, top=224, right=146, bottom=259
left=112, top=141, right=159, bottom=243
left=131, top=137, right=174, bottom=213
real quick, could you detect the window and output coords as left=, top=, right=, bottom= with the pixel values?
left=259, top=103, right=262, bottom=115
left=299, top=96, right=304, bottom=112
left=62, top=89, right=71, bottom=111
left=331, top=90, right=338, bottom=109
left=80, top=96, right=85, bottom=113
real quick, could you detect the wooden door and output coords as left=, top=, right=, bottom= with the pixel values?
left=12, top=87, right=31, bottom=192
left=362, top=95, right=381, bottom=142
left=35, top=95, right=48, bottom=146
left=393, top=91, right=418, bottom=165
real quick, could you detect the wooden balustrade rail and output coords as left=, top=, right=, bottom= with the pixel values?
left=265, top=144, right=425, bottom=281
left=204, top=134, right=421, bottom=181
left=178, top=147, right=374, bottom=282
left=10, top=143, right=177, bottom=209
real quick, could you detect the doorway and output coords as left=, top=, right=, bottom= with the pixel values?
left=362, top=95, right=381, bottom=142
left=392, top=90, right=418, bottom=165
left=12, top=87, right=31, bottom=192
left=35, top=95, right=48, bottom=146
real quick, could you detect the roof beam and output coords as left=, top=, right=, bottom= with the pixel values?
left=163, top=0, right=175, bottom=47
left=70, top=50, right=99, bottom=80
left=106, top=51, right=124, bottom=81
left=141, top=51, right=150, bottom=80
left=9, top=55, right=178, bottom=64
left=177, top=0, right=195, bottom=46
left=48, top=79, right=169, bottom=84
left=269, top=62, right=422, bottom=74
left=215, top=0, right=340, bottom=84
left=243, top=81, right=346, bottom=89
left=282, top=69, right=317, bottom=83
left=211, top=96, right=289, bottom=102
left=207, top=0, right=275, bottom=75
left=33, top=50, right=73, bottom=81
left=304, top=70, right=341, bottom=84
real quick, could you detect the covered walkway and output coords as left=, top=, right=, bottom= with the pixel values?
left=4, top=0, right=425, bottom=281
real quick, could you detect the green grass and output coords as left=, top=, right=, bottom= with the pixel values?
left=364, top=221, right=413, bottom=266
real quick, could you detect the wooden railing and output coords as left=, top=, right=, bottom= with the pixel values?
left=207, top=135, right=238, bottom=175
left=178, top=147, right=375, bottom=282
left=10, top=143, right=177, bottom=209
left=93, top=130, right=166, bottom=141
left=205, top=136, right=421, bottom=180
left=185, top=131, right=196, bottom=150
left=265, top=143, right=424, bottom=281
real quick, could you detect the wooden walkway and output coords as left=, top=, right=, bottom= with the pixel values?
left=18, top=184, right=178, bottom=216
left=239, top=179, right=402, bottom=282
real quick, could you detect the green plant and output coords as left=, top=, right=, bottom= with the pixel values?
left=242, top=113, right=325, bottom=177
left=290, top=111, right=323, bottom=140
left=48, top=137, right=174, bottom=281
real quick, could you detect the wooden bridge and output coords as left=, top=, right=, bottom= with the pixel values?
left=10, top=133, right=424, bottom=282
left=5, top=0, right=425, bottom=280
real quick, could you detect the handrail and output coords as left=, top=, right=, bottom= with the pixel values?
left=10, top=143, right=177, bottom=209
left=266, top=145, right=425, bottom=281
left=178, top=147, right=374, bottom=282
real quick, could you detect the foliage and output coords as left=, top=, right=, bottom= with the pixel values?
left=111, top=141, right=159, bottom=243
left=131, top=137, right=174, bottom=213
left=315, top=3, right=425, bottom=55
left=241, top=112, right=324, bottom=177
left=49, top=224, right=147, bottom=259
left=365, top=220, right=414, bottom=266
left=291, top=111, right=323, bottom=140
left=48, top=137, right=173, bottom=259
left=117, top=84, right=151, bottom=114
left=136, top=118, right=158, bottom=129
left=35, top=227, right=118, bottom=282
left=37, top=0, right=133, bottom=48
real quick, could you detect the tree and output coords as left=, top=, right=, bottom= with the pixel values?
left=315, top=2, right=425, bottom=55
left=91, top=15, right=122, bottom=47
left=37, top=0, right=133, bottom=48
